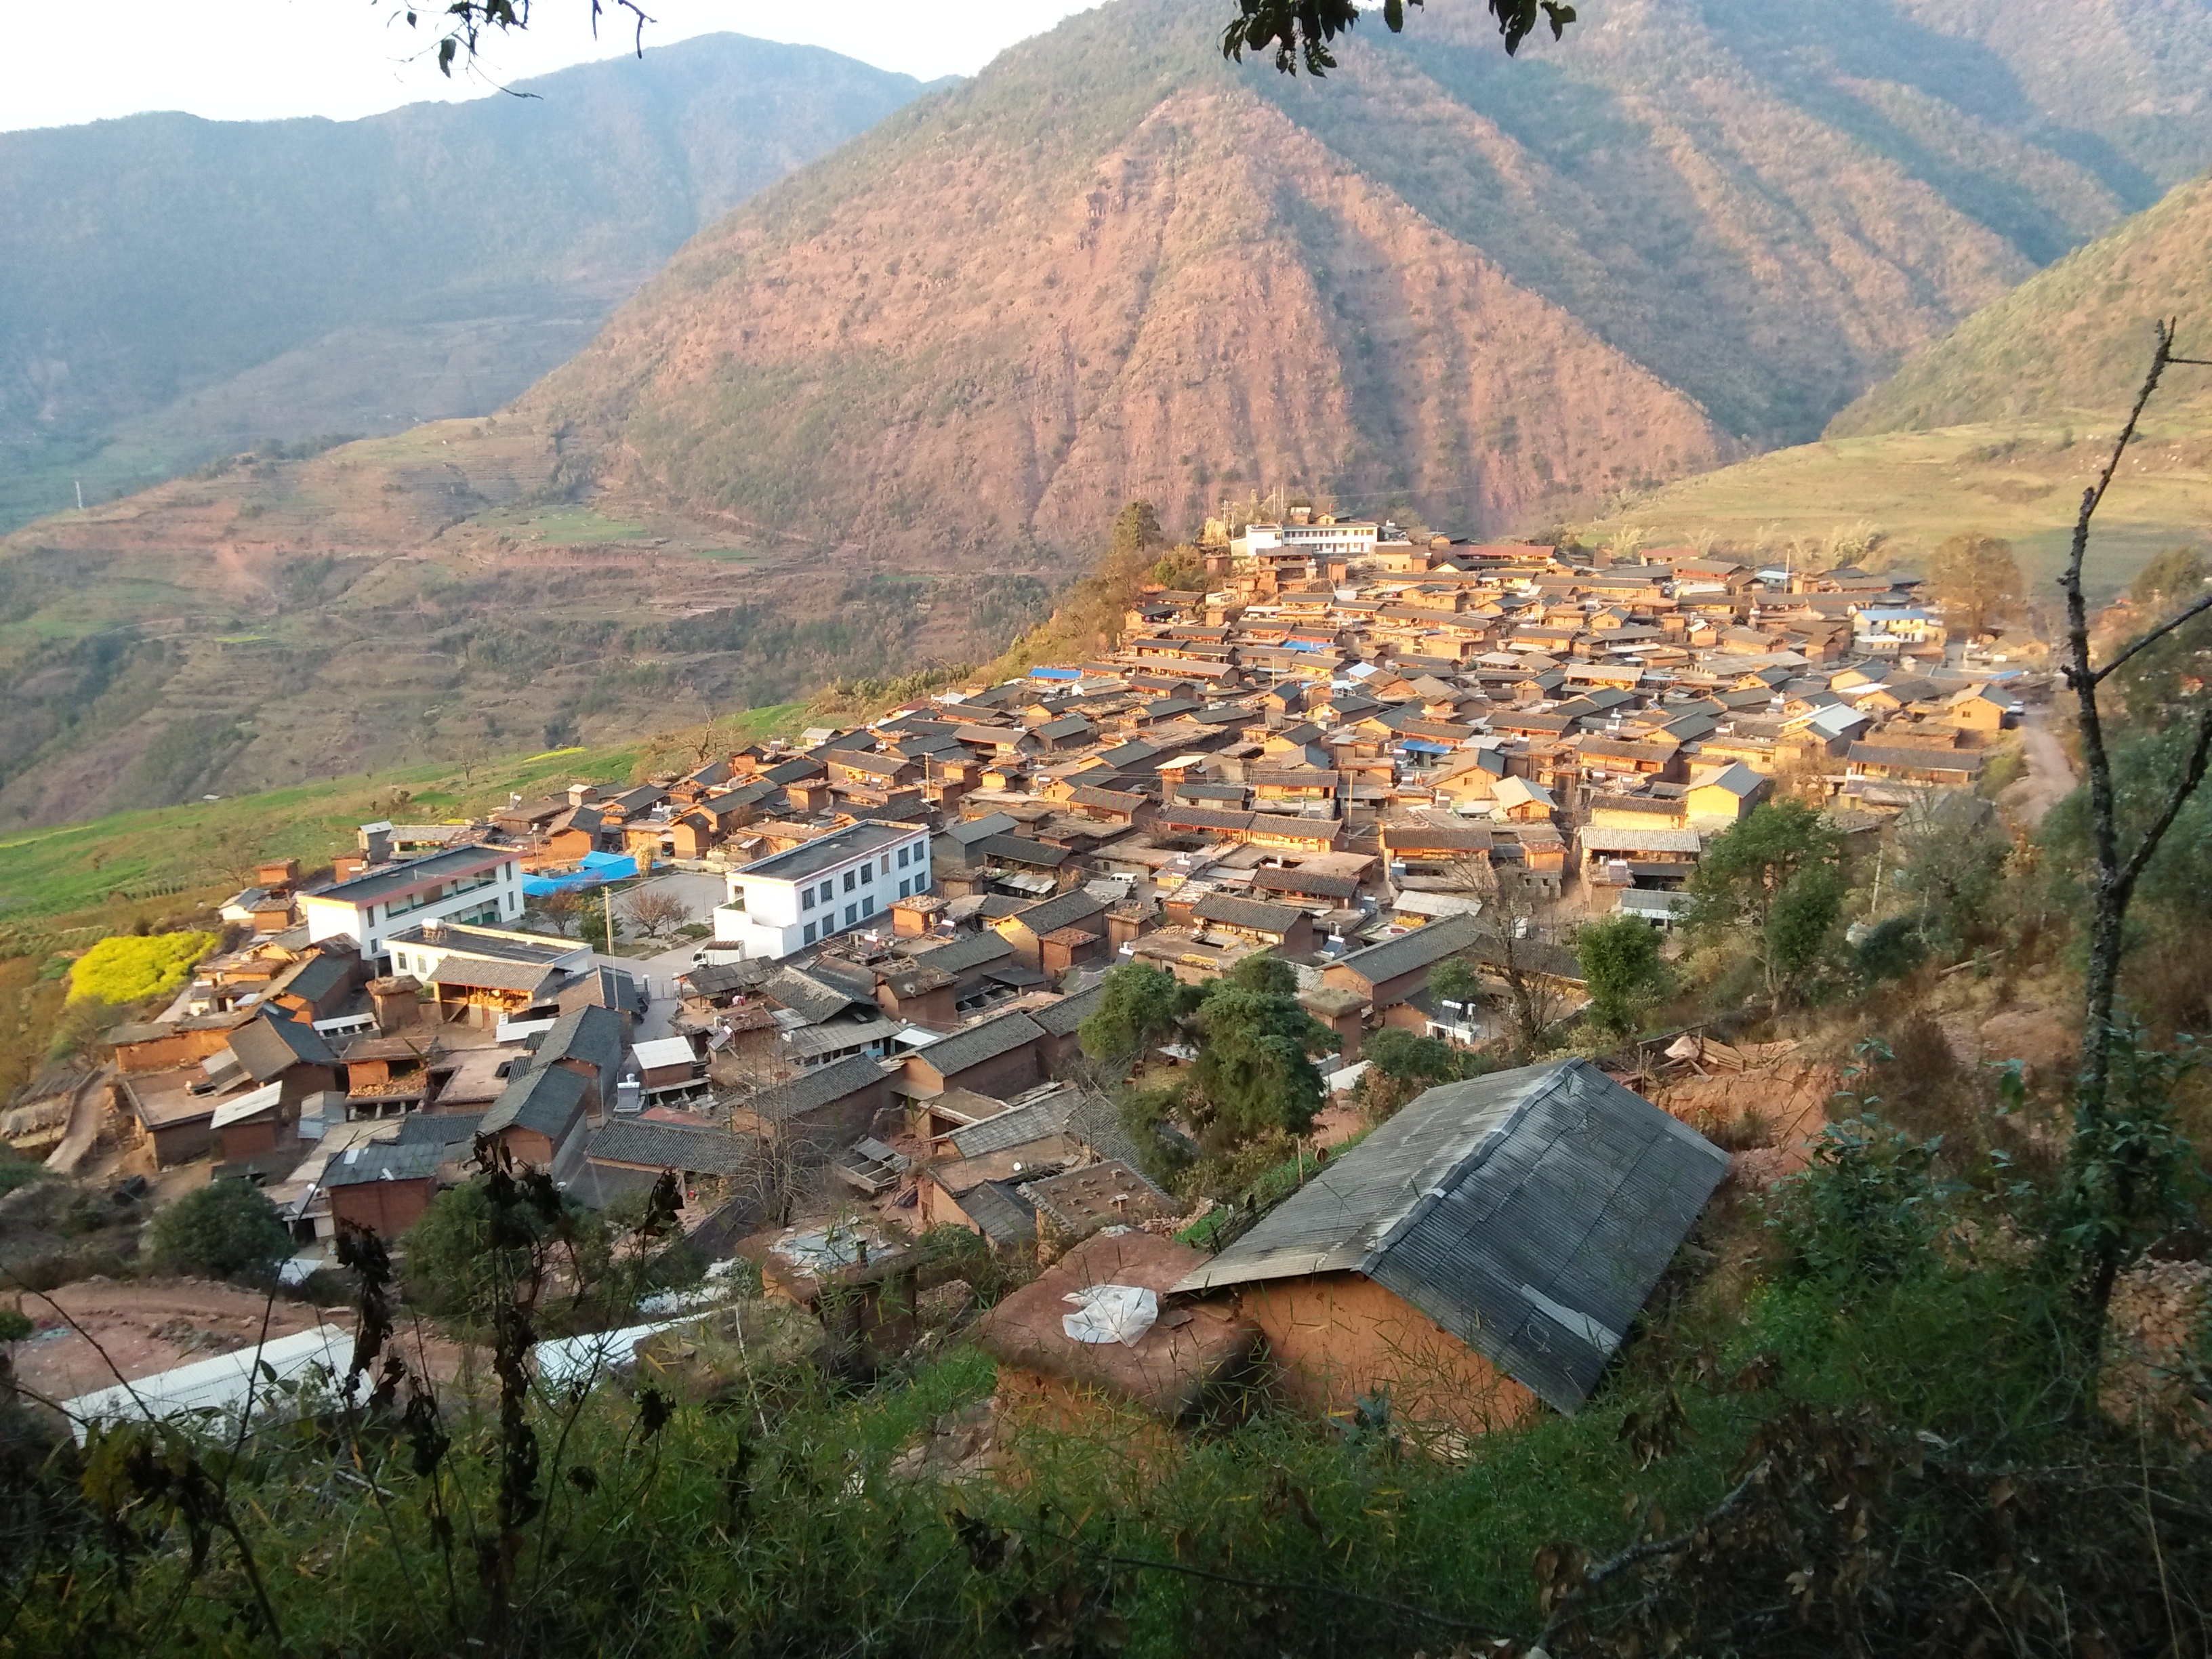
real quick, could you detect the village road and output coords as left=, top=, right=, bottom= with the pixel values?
left=43, top=1065, right=113, bottom=1174
left=1998, top=702, right=2076, bottom=828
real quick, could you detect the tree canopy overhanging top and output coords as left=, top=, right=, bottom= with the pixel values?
left=396, top=0, right=1576, bottom=81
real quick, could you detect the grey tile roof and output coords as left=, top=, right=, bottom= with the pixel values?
left=396, top=1111, right=485, bottom=1146
left=586, top=1120, right=752, bottom=1174
left=1192, top=893, right=1305, bottom=935
left=974, top=834, right=1071, bottom=868
left=1006, top=890, right=1106, bottom=937
left=901, top=931, right=1015, bottom=975
left=911, top=1010, right=1046, bottom=1080
left=760, top=966, right=868, bottom=1025
left=1330, top=912, right=1483, bottom=987
left=958, top=1180, right=1038, bottom=1248
left=1252, top=865, right=1359, bottom=902
left=535, top=1004, right=628, bottom=1090
left=228, top=1012, right=339, bottom=1081
left=747, top=1052, right=888, bottom=1124
left=1030, top=982, right=1104, bottom=1037
left=323, top=1139, right=449, bottom=1186
left=1174, top=1059, right=1728, bottom=1413
left=481, top=1063, right=589, bottom=1140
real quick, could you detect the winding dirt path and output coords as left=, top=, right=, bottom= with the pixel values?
left=1999, top=703, right=2074, bottom=828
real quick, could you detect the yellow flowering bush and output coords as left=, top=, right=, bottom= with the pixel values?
left=66, top=931, right=216, bottom=1006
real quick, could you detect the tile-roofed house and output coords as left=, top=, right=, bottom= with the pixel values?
left=902, top=1009, right=1049, bottom=1101
left=586, top=1119, right=752, bottom=1177
left=1322, top=912, right=1483, bottom=1013
left=480, top=1063, right=592, bottom=1179
left=733, top=1052, right=892, bottom=1147
left=1189, top=893, right=1315, bottom=956
left=1250, top=864, right=1360, bottom=904
left=226, top=1013, right=341, bottom=1097
left=1172, top=1059, right=1727, bottom=1428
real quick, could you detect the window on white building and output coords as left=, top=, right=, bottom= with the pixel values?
left=859, top=863, right=872, bottom=886
left=843, top=870, right=856, bottom=893
left=802, top=886, right=815, bottom=911
left=861, top=896, right=874, bottom=918
left=844, top=904, right=857, bottom=926
left=897, top=846, right=908, bottom=867
left=804, top=921, right=817, bottom=945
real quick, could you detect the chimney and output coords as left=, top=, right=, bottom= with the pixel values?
left=369, top=975, right=421, bottom=1033
left=568, top=782, right=598, bottom=807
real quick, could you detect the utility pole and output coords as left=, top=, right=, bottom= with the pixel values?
left=75, top=480, right=84, bottom=512
left=605, top=886, right=617, bottom=955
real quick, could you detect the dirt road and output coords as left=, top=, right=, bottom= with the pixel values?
left=1999, top=703, right=2075, bottom=828
left=41, top=1065, right=113, bottom=1176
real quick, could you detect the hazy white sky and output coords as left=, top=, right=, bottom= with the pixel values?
left=0, top=0, right=1100, bottom=134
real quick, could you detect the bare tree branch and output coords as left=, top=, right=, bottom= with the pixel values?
left=2089, top=590, right=2212, bottom=687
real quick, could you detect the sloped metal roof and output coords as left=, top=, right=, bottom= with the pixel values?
left=1172, top=1059, right=1727, bottom=1414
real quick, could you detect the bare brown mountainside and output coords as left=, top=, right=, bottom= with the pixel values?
left=1831, top=171, right=2212, bottom=435
left=0, top=33, right=941, bottom=533
left=0, top=424, right=1047, bottom=827
left=11, top=0, right=2212, bottom=827
left=528, top=0, right=2212, bottom=557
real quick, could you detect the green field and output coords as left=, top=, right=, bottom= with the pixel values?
left=0, top=701, right=806, bottom=929
left=1580, top=415, right=2212, bottom=598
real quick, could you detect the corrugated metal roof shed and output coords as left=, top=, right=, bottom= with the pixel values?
left=1172, top=1059, right=1727, bottom=1414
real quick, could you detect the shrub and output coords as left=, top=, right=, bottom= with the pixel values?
left=66, top=931, right=214, bottom=1006
left=146, top=1179, right=293, bottom=1282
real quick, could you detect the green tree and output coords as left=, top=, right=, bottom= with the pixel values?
left=1765, top=866, right=1845, bottom=1004
left=1109, top=499, right=1165, bottom=565
left=1151, top=547, right=1205, bottom=590
left=1359, top=1028, right=1466, bottom=1088
left=1925, top=531, right=2023, bottom=641
left=1692, top=801, right=1847, bottom=1002
left=2129, top=544, right=2206, bottom=609
left=1427, top=956, right=1483, bottom=1009
left=1576, top=915, right=1668, bottom=1036
left=146, top=1179, right=292, bottom=1283
left=403, top=1181, right=610, bottom=1322
left=0, top=1309, right=33, bottom=1347
left=1188, top=958, right=1340, bottom=1147
left=1078, top=962, right=1196, bottom=1067
left=1691, top=800, right=1844, bottom=932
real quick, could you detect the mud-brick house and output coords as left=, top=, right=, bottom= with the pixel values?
left=1320, top=913, right=1483, bottom=1043
left=972, top=1231, right=1258, bottom=1428
left=1183, top=893, right=1315, bottom=959
left=993, top=890, right=1108, bottom=975
left=314, top=1113, right=483, bottom=1239
left=729, top=1052, right=891, bottom=1149
left=1173, top=1060, right=1727, bottom=1438
left=480, top=1063, right=592, bottom=1179
left=228, top=1012, right=342, bottom=1107
left=899, top=1009, right=1049, bottom=1108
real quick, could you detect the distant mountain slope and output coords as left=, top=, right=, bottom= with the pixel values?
left=1830, top=173, right=2212, bottom=435
left=0, top=35, right=939, bottom=529
left=528, top=0, right=2212, bottom=556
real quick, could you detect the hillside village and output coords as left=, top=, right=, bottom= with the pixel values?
left=22, top=510, right=2043, bottom=1443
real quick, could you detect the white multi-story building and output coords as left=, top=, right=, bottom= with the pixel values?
left=712, top=820, right=932, bottom=962
left=298, top=846, right=524, bottom=972
left=1235, top=515, right=1380, bottom=565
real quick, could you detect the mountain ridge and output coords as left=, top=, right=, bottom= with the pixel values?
left=0, top=33, right=943, bottom=530
left=1829, top=170, right=2212, bottom=436
left=526, top=0, right=2212, bottom=555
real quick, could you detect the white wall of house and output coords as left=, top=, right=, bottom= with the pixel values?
left=712, top=826, right=931, bottom=961
left=300, top=854, right=524, bottom=968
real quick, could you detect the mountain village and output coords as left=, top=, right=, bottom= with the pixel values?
left=35, top=512, right=2038, bottom=1443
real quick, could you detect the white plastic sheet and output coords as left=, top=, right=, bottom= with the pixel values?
left=1060, top=1284, right=1160, bottom=1347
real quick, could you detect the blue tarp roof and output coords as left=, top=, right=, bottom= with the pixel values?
left=1028, top=666, right=1082, bottom=680
left=523, top=851, right=638, bottom=897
